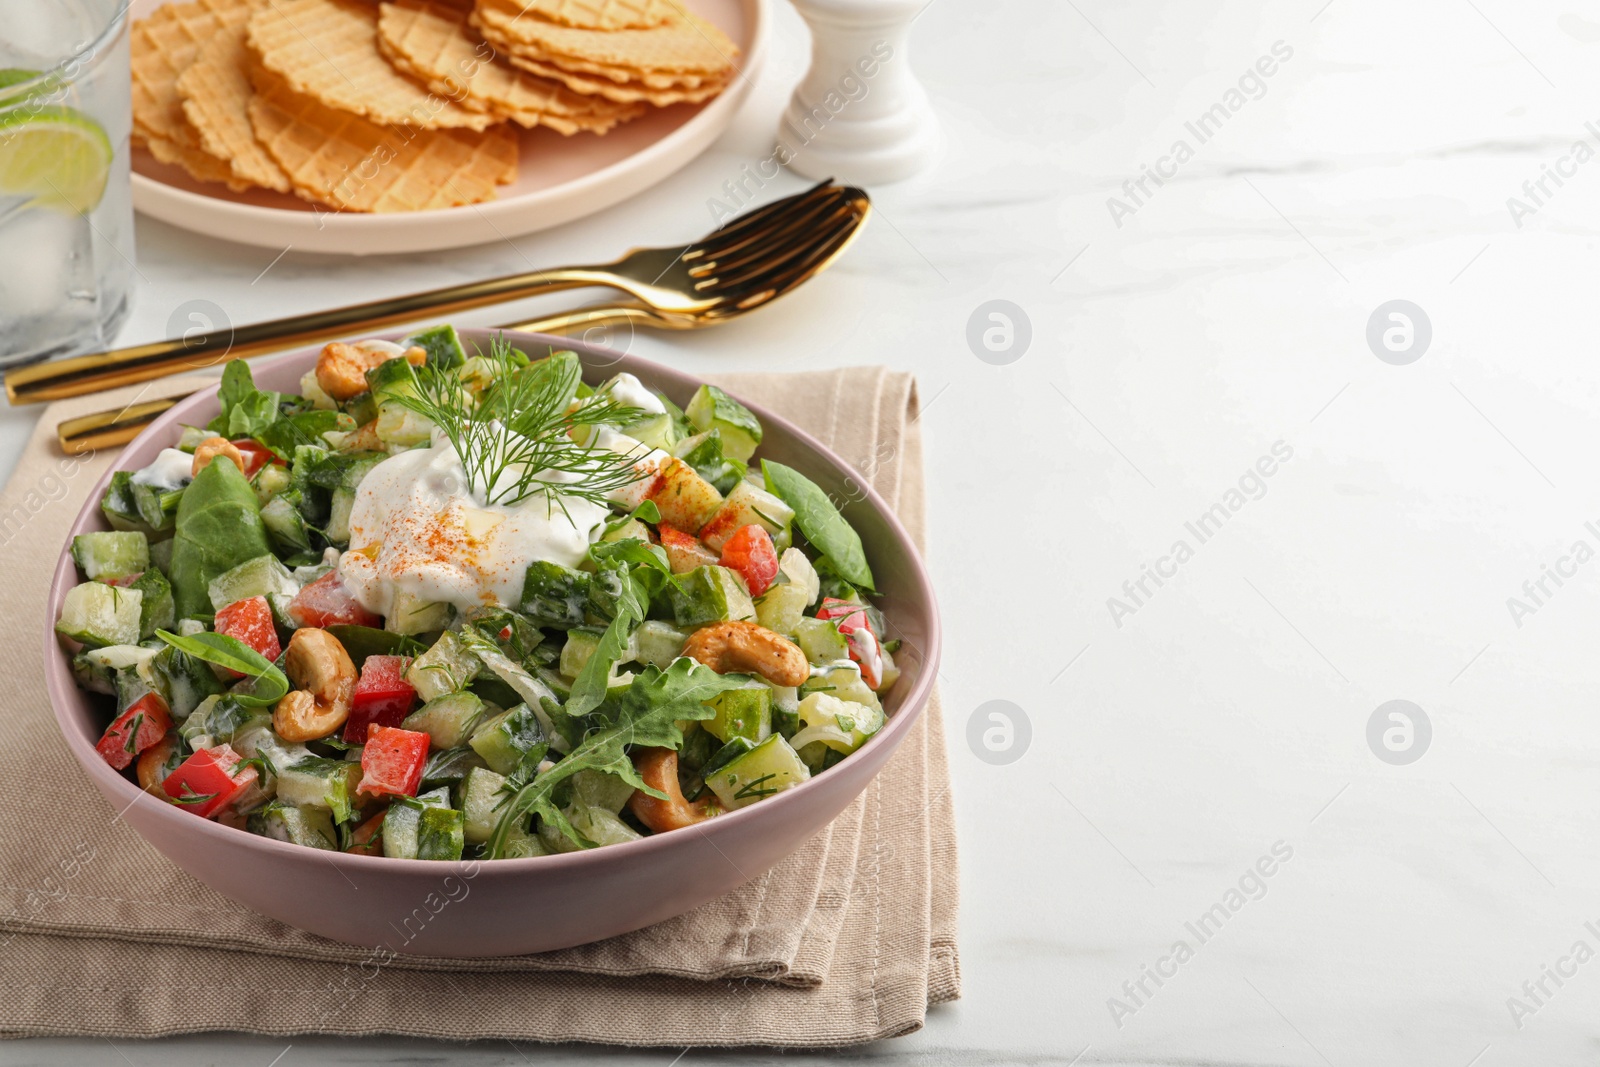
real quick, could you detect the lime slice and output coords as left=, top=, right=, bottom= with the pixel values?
left=0, top=104, right=111, bottom=213
left=0, top=69, right=43, bottom=92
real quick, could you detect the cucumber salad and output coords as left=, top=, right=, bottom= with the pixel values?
left=56, top=327, right=898, bottom=860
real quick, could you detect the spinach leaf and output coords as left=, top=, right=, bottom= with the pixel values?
left=761, top=460, right=875, bottom=591
left=486, top=658, right=747, bottom=856
left=565, top=571, right=646, bottom=719
left=168, top=456, right=272, bottom=617
left=257, top=410, right=355, bottom=460
left=324, top=625, right=425, bottom=667
left=155, top=630, right=289, bottom=707
left=208, top=360, right=281, bottom=439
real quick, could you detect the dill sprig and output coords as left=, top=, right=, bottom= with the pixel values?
left=388, top=336, right=649, bottom=512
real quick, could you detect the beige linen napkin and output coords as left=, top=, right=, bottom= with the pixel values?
left=0, top=365, right=958, bottom=1042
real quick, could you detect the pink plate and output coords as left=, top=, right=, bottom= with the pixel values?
left=44, top=331, right=941, bottom=957
left=129, top=0, right=768, bottom=254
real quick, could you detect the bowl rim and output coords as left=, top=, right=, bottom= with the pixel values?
left=45, top=330, right=941, bottom=877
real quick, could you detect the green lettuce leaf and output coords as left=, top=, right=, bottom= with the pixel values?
left=208, top=360, right=281, bottom=439
left=761, top=459, right=874, bottom=591
left=168, top=456, right=273, bottom=617
left=486, top=658, right=748, bottom=856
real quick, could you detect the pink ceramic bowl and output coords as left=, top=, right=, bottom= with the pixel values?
left=45, top=330, right=940, bottom=957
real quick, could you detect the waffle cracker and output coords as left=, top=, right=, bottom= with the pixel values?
left=496, top=44, right=728, bottom=106
left=472, top=0, right=735, bottom=75
left=142, top=122, right=250, bottom=189
left=130, top=0, right=255, bottom=145
left=515, top=0, right=677, bottom=31
left=377, top=0, right=644, bottom=134
left=514, top=43, right=719, bottom=88
left=248, top=0, right=498, bottom=131
left=247, top=66, right=517, bottom=212
left=178, top=26, right=292, bottom=192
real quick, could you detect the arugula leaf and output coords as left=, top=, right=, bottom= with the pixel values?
left=486, top=659, right=748, bottom=856
left=155, top=629, right=289, bottom=707
left=761, top=459, right=875, bottom=591
left=208, top=361, right=282, bottom=439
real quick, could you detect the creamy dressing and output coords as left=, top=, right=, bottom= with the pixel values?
left=339, top=433, right=611, bottom=617
left=603, top=373, right=665, bottom=415
left=132, top=448, right=194, bottom=490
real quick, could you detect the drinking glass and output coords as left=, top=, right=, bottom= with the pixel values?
left=0, top=0, right=135, bottom=369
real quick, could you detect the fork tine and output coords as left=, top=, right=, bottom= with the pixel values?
left=693, top=194, right=866, bottom=292
left=720, top=212, right=869, bottom=310
left=685, top=181, right=844, bottom=264
left=688, top=189, right=858, bottom=282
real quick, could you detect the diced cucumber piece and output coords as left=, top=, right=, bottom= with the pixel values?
left=560, top=628, right=638, bottom=679
left=180, top=695, right=272, bottom=750
left=129, top=569, right=175, bottom=638
left=704, top=685, right=772, bottom=745
left=673, top=430, right=743, bottom=495
left=568, top=805, right=642, bottom=847
left=670, top=565, right=756, bottom=627
left=325, top=487, right=356, bottom=544
left=403, top=690, right=487, bottom=749
left=72, top=651, right=116, bottom=694
left=376, top=403, right=433, bottom=447
left=755, top=548, right=820, bottom=636
left=569, top=768, right=637, bottom=815
left=71, top=530, right=148, bottom=580
left=207, top=553, right=298, bottom=612
left=685, top=384, right=762, bottom=464
left=253, top=463, right=292, bottom=506
left=139, top=643, right=223, bottom=720
left=468, top=703, right=548, bottom=776
left=794, top=616, right=847, bottom=666
left=768, top=683, right=801, bottom=738
left=459, top=765, right=508, bottom=844
left=788, top=692, right=885, bottom=757
left=114, top=662, right=155, bottom=712
left=627, top=411, right=679, bottom=452
left=345, top=391, right=378, bottom=426
left=800, top=663, right=882, bottom=713
left=405, top=323, right=467, bottom=370
left=99, top=471, right=146, bottom=533
left=521, top=560, right=591, bottom=627
left=56, top=581, right=142, bottom=647
left=417, top=806, right=465, bottom=860
left=634, top=620, right=688, bottom=669
left=260, top=496, right=311, bottom=557
left=500, top=822, right=549, bottom=858
left=601, top=517, right=651, bottom=544
left=250, top=802, right=337, bottom=850
left=382, top=787, right=450, bottom=859
left=699, top=480, right=795, bottom=553
left=386, top=591, right=449, bottom=635
left=83, top=642, right=160, bottom=673
left=276, top=757, right=361, bottom=823
left=364, top=352, right=421, bottom=402
left=649, top=457, right=725, bottom=533
left=176, top=425, right=209, bottom=452
left=704, top=733, right=810, bottom=810
left=405, top=630, right=481, bottom=701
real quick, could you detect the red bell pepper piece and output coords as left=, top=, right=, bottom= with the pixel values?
left=288, top=570, right=380, bottom=629
left=230, top=439, right=279, bottom=479
left=213, top=595, right=282, bottom=669
left=162, top=743, right=259, bottom=819
left=358, top=725, right=430, bottom=799
left=719, top=524, right=779, bottom=596
left=816, top=598, right=883, bottom=688
left=95, top=692, right=173, bottom=771
left=344, top=655, right=416, bottom=743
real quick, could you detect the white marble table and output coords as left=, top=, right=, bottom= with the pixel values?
left=12, top=0, right=1600, bottom=1063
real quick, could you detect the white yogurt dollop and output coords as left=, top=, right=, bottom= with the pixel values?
left=339, top=433, right=610, bottom=617
left=603, top=372, right=665, bottom=415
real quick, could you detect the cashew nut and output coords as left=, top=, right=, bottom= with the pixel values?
left=627, top=747, right=718, bottom=833
left=315, top=340, right=426, bottom=401
left=192, top=436, right=246, bottom=478
left=136, top=732, right=180, bottom=796
left=681, top=620, right=808, bottom=687
left=273, top=627, right=357, bottom=741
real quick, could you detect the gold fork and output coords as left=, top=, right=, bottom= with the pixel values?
left=53, top=191, right=872, bottom=454
left=10, top=181, right=870, bottom=407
